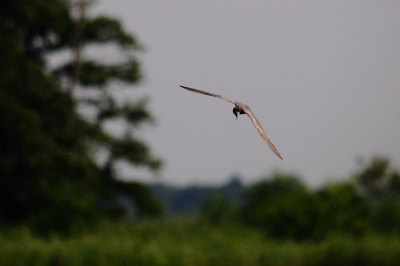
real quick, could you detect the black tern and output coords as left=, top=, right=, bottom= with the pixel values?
left=180, top=85, right=283, bottom=160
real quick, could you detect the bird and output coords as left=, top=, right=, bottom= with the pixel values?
left=180, top=85, right=283, bottom=160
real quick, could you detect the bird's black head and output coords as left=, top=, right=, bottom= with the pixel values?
left=233, top=106, right=241, bottom=120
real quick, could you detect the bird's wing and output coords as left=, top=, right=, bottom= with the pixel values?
left=240, top=104, right=283, bottom=160
left=180, top=85, right=237, bottom=105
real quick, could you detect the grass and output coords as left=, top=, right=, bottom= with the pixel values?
left=1, top=219, right=400, bottom=266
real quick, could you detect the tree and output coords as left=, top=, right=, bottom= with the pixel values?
left=357, top=156, right=400, bottom=201
left=313, top=182, right=370, bottom=239
left=199, top=194, right=239, bottom=225
left=243, top=172, right=317, bottom=240
left=0, top=0, right=162, bottom=235
left=49, top=0, right=162, bottom=175
left=355, top=156, right=400, bottom=235
left=0, top=1, right=100, bottom=234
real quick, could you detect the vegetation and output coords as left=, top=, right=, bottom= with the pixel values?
left=0, top=0, right=162, bottom=236
left=1, top=220, right=400, bottom=266
left=241, top=157, right=400, bottom=241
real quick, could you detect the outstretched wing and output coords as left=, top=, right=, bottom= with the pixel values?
left=180, top=85, right=237, bottom=105
left=240, top=104, right=283, bottom=160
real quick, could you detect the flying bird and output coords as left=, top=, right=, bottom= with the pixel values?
left=180, top=85, right=283, bottom=160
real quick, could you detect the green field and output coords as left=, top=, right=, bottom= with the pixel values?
left=1, top=219, right=400, bottom=266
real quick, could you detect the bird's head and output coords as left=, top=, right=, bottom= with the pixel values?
left=232, top=106, right=241, bottom=121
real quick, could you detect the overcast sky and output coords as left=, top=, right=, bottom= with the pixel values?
left=85, top=1, right=400, bottom=187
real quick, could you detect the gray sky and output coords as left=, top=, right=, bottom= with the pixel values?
left=87, top=1, right=400, bottom=187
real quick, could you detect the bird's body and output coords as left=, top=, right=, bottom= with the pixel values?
left=180, top=85, right=283, bottom=160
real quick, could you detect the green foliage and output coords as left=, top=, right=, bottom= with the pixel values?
left=357, top=156, right=400, bottom=201
left=1, top=220, right=400, bottom=266
left=47, top=0, right=163, bottom=173
left=115, top=181, right=164, bottom=218
left=199, top=194, right=239, bottom=225
left=0, top=17, right=101, bottom=235
left=0, top=0, right=163, bottom=235
left=152, top=178, right=243, bottom=216
left=355, top=156, right=400, bottom=235
left=313, top=182, right=371, bottom=239
left=370, top=198, right=400, bottom=235
left=83, top=16, right=141, bottom=48
left=243, top=172, right=317, bottom=240
left=53, top=59, right=142, bottom=86
left=243, top=157, right=400, bottom=241
left=0, top=0, right=72, bottom=62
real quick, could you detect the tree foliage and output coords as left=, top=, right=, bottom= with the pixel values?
left=243, top=172, right=317, bottom=240
left=0, top=0, right=162, bottom=235
left=199, top=194, right=239, bottom=225
left=242, top=157, right=400, bottom=241
left=357, top=156, right=400, bottom=201
left=356, top=156, right=400, bottom=234
left=313, top=183, right=370, bottom=239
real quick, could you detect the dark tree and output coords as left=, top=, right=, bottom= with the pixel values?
left=47, top=0, right=162, bottom=174
left=0, top=0, right=162, bottom=235
left=313, top=182, right=371, bottom=239
left=357, top=156, right=400, bottom=201
left=243, top=172, right=317, bottom=241
left=355, top=156, right=400, bottom=235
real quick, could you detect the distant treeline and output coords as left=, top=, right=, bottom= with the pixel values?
left=240, top=157, right=400, bottom=241
left=151, top=156, right=400, bottom=241
left=150, top=176, right=243, bottom=216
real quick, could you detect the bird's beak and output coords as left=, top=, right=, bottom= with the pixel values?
left=235, top=112, right=239, bottom=121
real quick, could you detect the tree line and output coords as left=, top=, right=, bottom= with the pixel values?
left=200, top=156, right=400, bottom=241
